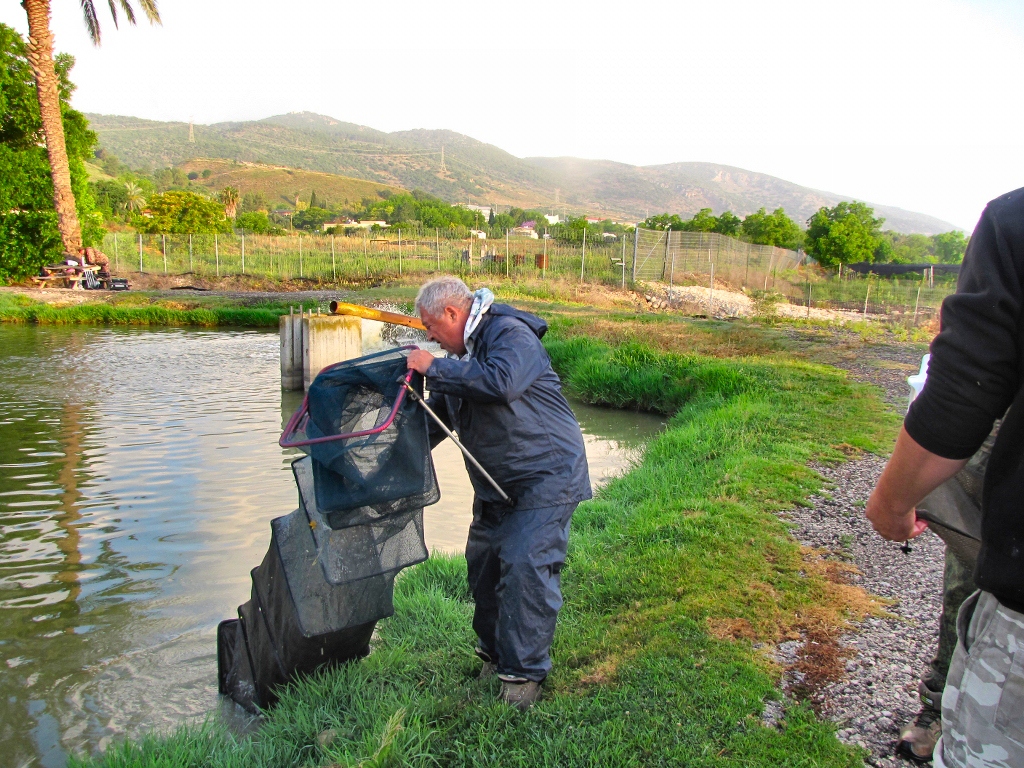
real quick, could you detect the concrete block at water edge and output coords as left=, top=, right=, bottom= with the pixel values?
left=280, top=315, right=303, bottom=391
left=303, top=315, right=362, bottom=390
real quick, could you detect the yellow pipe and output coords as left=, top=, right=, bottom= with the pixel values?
left=329, top=301, right=426, bottom=331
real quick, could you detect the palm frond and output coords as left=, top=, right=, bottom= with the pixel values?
left=137, top=0, right=161, bottom=25
left=115, top=0, right=138, bottom=26
left=79, top=0, right=102, bottom=44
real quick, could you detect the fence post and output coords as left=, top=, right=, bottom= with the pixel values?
left=139, top=233, right=143, bottom=273
left=215, top=234, right=220, bottom=277
left=663, top=228, right=671, bottom=281
left=744, top=243, right=750, bottom=287
left=669, top=231, right=676, bottom=286
left=398, top=229, right=403, bottom=276
left=631, top=226, right=639, bottom=283
left=436, top=228, right=440, bottom=270
left=299, top=235, right=303, bottom=278
left=580, top=227, right=586, bottom=283
left=913, top=282, right=922, bottom=324
left=863, top=279, right=871, bottom=316
left=162, top=234, right=167, bottom=274
left=621, top=235, right=626, bottom=289
left=331, top=234, right=336, bottom=280
left=505, top=229, right=510, bottom=278
left=113, top=232, right=119, bottom=272
left=543, top=236, right=547, bottom=279
left=709, top=262, right=714, bottom=316
left=763, top=251, right=773, bottom=291
left=363, top=230, right=368, bottom=278
left=188, top=234, right=193, bottom=272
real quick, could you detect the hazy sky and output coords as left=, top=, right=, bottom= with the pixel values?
left=3, top=0, right=1021, bottom=230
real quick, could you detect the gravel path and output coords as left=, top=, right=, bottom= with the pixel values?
left=776, top=340, right=945, bottom=765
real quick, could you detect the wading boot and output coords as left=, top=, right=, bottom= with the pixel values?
left=475, top=648, right=496, bottom=679
left=896, top=682, right=943, bottom=763
left=498, top=676, right=542, bottom=711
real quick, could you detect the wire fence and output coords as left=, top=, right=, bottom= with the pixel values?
left=631, top=228, right=955, bottom=320
left=101, top=228, right=956, bottom=320
left=102, top=230, right=633, bottom=285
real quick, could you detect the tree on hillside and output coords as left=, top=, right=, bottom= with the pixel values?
left=0, top=24, right=104, bottom=281
left=685, top=208, right=719, bottom=233
left=219, top=186, right=239, bottom=218
left=741, top=207, right=803, bottom=250
left=240, top=191, right=269, bottom=214
left=642, top=214, right=686, bottom=231
left=804, top=201, right=885, bottom=267
left=123, top=181, right=145, bottom=214
left=20, top=0, right=159, bottom=256
left=714, top=211, right=741, bottom=237
left=134, top=191, right=231, bottom=234
left=292, top=207, right=331, bottom=231
left=236, top=211, right=282, bottom=235
left=933, top=230, right=968, bottom=263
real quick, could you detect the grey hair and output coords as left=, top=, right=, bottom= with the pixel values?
left=415, top=276, right=472, bottom=317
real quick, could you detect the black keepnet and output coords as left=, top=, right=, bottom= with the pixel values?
left=219, top=347, right=438, bottom=712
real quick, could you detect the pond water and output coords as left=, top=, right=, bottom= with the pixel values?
left=0, top=326, right=663, bottom=767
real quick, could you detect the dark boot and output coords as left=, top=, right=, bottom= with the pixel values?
left=475, top=648, right=496, bottom=680
left=896, top=682, right=943, bottom=763
left=498, top=676, right=542, bottom=711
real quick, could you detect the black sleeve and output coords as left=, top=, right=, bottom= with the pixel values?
left=905, top=198, right=1024, bottom=459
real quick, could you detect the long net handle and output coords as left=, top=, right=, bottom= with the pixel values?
left=403, top=383, right=511, bottom=504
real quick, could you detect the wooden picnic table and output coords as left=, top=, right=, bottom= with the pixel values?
left=33, top=263, right=101, bottom=289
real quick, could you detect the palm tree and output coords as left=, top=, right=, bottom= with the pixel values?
left=21, top=0, right=160, bottom=255
left=219, top=186, right=240, bottom=219
left=122, top=181, right=145, bottom=216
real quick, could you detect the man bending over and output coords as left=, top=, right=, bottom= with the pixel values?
left=406, top=276, right=591, bottom=710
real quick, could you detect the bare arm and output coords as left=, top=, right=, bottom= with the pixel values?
left=865, top=426, right=968, bottom=541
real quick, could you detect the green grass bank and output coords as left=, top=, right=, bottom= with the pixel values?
left=73, top=329, right=896, bottom=768
left=0, top=293, right=284, bottom=327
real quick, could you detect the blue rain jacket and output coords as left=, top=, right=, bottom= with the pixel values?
left=424, top=304, right=591, bottom=509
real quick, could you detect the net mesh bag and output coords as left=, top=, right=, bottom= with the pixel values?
left=218, top=347, right=440, bottom=712
left=289, top=347, right=440, bottom=528
left=294, top=457, right=428, bottom=584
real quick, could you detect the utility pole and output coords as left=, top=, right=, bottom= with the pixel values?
left=440, top=145, right=446, bottom=172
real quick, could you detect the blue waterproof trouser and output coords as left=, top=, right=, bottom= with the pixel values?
left=466, top=499, right=577, bottom=682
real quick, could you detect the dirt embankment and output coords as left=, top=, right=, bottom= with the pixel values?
left=642, top=283, right=875, bottom=323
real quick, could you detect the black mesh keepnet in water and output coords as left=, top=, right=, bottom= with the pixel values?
left=303, top=348, right=440, bottom=527
left=218, top=347, right=439, bottom=713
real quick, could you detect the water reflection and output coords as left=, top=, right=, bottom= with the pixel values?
left=0, top=326, right=662, bottom=766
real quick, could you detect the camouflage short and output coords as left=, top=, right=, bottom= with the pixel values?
left=935, top=590, right=1024, bottom=767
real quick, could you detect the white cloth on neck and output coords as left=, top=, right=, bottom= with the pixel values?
left=460, top=288, right=494, bottom=359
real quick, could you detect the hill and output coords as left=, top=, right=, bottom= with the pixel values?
left=86, top=112, right=957, bottom=234
left=523, top=157, right=956, bottom=235
left=174, top=158, right=400, bottom=209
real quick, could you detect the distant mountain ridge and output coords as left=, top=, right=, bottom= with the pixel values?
left=86, top=112, right=957, bottom=234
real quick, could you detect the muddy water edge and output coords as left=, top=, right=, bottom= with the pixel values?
left=0, top=325, right=662, bottom=767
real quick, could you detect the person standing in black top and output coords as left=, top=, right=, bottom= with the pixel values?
left=866, top=187, right=1024, bottom=767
